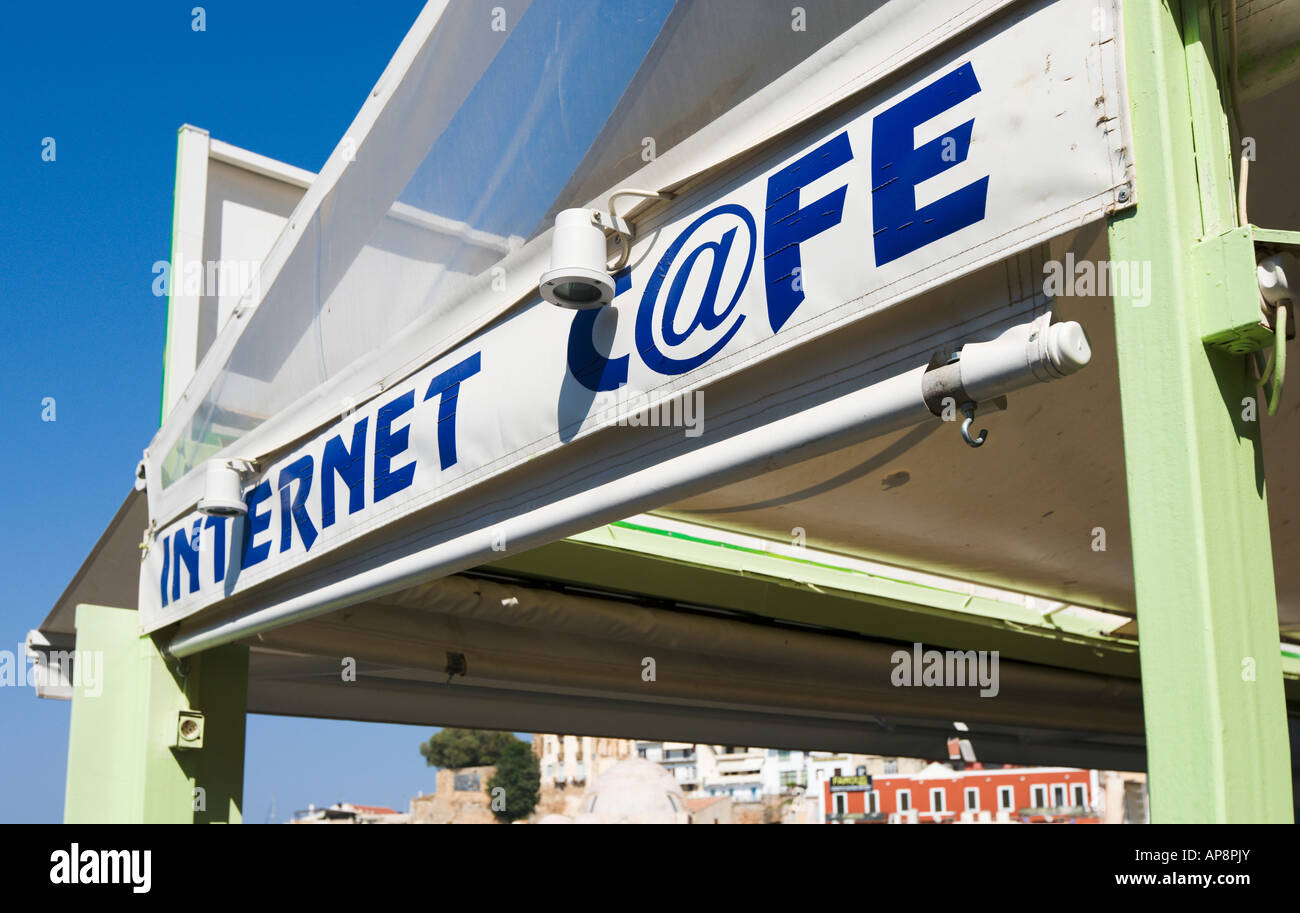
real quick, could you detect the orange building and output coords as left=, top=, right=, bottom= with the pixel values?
left=825, top=763, right=1101, bottom=823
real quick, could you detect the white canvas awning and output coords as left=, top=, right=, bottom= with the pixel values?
left=139, top=0, right=1141, bottom=643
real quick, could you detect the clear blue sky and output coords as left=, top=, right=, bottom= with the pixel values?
left=0, top=0, right=456, bottom=823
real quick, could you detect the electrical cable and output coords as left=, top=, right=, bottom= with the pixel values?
left=1227, top=0, right=1249, bottom=229
left=607, top=189, right=667, bottom=271
left=1226, top=1, right=1286, bottom=412
left=1268, top=304, right=1287, bottom=415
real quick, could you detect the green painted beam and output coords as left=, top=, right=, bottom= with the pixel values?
left=1197, top=226, right=1274, bottom=352
left=494, top=518, right=1300, bottom=697
left=488, top=522, right=1143, bottom=680
left=64, top=604, right=248, bottom=823
left=1106, top=0, right=1292, bottom=822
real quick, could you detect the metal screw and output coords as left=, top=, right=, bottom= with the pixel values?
left=1117, top=187, right=1131, bottom=203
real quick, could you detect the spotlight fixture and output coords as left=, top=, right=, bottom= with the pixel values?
left=197, top=458, right=257, bottom=517
left=540, top=190, right=667, bottom=310
left=1258, top=252, right=1298, bottom=325
left=539, top=208, right=623, bottom=309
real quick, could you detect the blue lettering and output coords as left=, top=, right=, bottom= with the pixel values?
left=663, top=228, right=738, bottom=344
left=374, top=390, right=416, bottom=502
left=424, top=351, right=481, bottom=470
left=763, top=131, right=852, bottom=332
left=205, top=515, right=227, bottom=583
left=159, top=532, right=170, bottom=607
left=872, top=61, right=988, bottom=266
left=637, top=204, right=755, bottom=375
left=172, top=520, right=202, bottom=599
left=278, top=455, right=318, bottom=553
left=321, top=417, right=368, bottom=528
left=567, top=270, right=631, bottom=392
left=241, top=480, right=273, bottom=568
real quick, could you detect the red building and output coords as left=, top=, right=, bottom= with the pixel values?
left=825, top=763, right=1101, bottom=823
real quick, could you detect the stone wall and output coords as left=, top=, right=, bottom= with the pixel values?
left=410, top=765, right=498, bottom=824
left=732, top=795, right=789, bottom=824
left=531, top=782, right=588, bottom=820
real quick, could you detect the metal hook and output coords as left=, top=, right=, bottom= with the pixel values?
left=960, top=402, right=987, bottom=448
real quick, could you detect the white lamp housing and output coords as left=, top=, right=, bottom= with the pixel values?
left=1258, top=252, right=1298, bottom=308
left=540, top=208, right=621, bottom=309
left=197, top=458, right=256, bottom=517
left=957, top=316, right=1092, bottom=403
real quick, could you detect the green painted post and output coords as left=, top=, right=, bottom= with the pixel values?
left=1108, top=0, right=1292, bottom=821
left=64, top=604, right=248, bottom=823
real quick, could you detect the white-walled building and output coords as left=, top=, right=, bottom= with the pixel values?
left=532, top=734, right=632, bottom=788
left=628, top=741, right=926, bottom=816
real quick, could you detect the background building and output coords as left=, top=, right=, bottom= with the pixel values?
left=822, top=763, right=1151, bottom=823
left=289, top=802, right=407, bottom=824
left=409, top=766, right=498, bottom=825
left=532, top=735, right=632, bottom=786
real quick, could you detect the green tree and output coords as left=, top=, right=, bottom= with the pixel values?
left=418, top=728, right=516, bottom=770
left=486, top=738, right=541, bottom=823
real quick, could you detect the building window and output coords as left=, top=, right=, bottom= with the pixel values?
left=1052, top=784, right=1067, bottom=808
left=778, top=750, right=791, bottom=761
left=866, top=791, right=879, bottom=814
left=883, top=759, right=899, bottom=774
left=897, top=790, right=911, bottom=812
left=1071, top=783, right=1088, bottom=808
left=1031, top=785, right=1048, bottom=808
left=780, top=770, right=799, bottom=787
left=997, top=786, right=1014, bottom=811
left=930, top=788, right=945, bottom=812
left=964, top=787, right=979, bottom=811
left=833, top=794, right=847, bottom=817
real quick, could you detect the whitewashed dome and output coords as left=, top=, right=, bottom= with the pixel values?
left=581, top=758, right=688, bottom=824
left=535, top=814, right=572, bottom=824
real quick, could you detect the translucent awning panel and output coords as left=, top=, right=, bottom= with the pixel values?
left=157, top=0, right=877, bottom=488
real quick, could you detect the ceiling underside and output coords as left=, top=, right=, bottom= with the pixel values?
left=247, top=651, right=1154, bottom=771
left=238, top=570, right=1300, bottom=774
left=242, top=571, right=1151, bottom=769
left=661, top=209, right=1300, bottom=639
